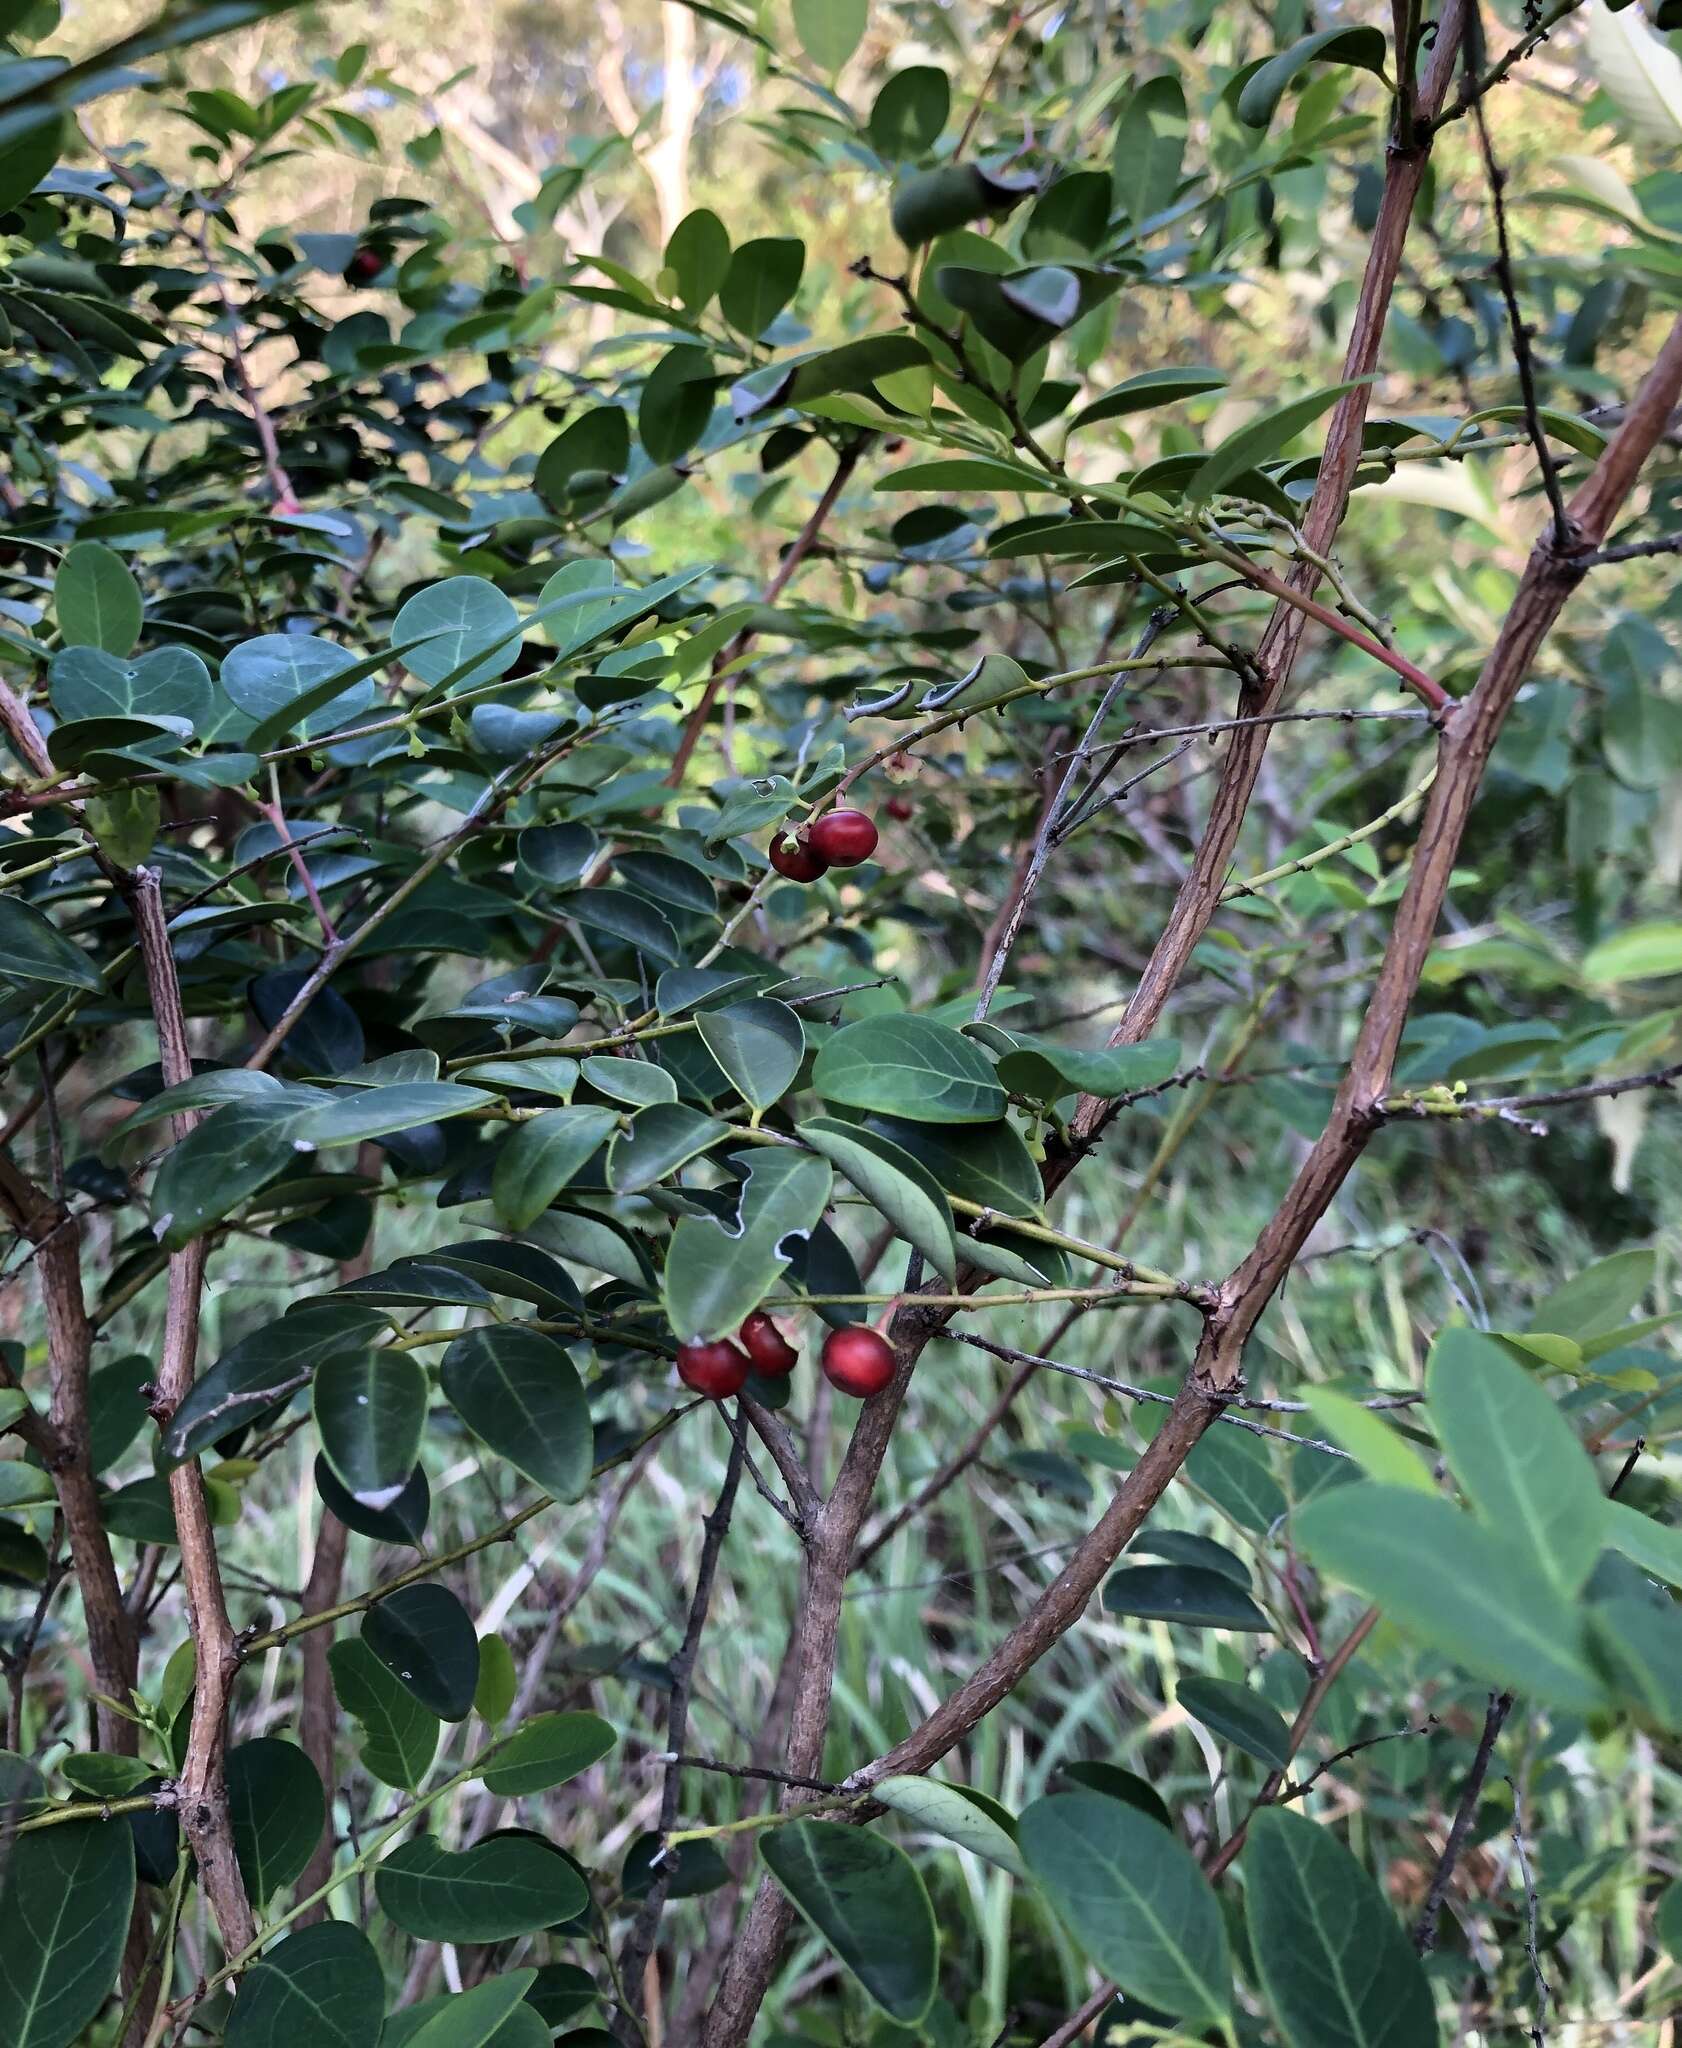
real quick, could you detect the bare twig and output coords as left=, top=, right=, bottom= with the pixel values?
left=618, top=1432, right=745, bottom=2040
left=1414, top=1691, right=1513, bottom=1953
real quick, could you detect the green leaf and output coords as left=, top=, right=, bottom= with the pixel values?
left=719, top=236, right=804, bottom=337
left=1111, top=74, right=1186, bottom=228
left=867, top=1113, right=1043, bottom=1218
left=481, top=1711, right=617, bottom=1795
left=1587, top=1596, right=1682, bottom=1729
left=1426, top=1328, right=1604, bottom=1595
left=297, top=1083, right=492, bottom=1147
left=49, top=644, right=214, bottom=729
left=228, top=1738, right=326, bottom=1905
left=362, top=1585, right=480, bottom=1722
left=867, top=66, right=949, bottom=157
left=798, top=1117, right=958, bottom=1282
left=812, top=1016, right=1005, bottom=1123
left=150, top=1097, right=314, bottom=1250
left=607, top=1103, right=730, bottom=1193
left=1532, top=1249, right=1657, bottom=1341
left=873, top=1776, right=1025, bottom=1877
left=1244, top=1809, right=1437, bottom=2048
left=695, top=999, right=805, bottom=1113
left=54, top=540, right=141, bottom=654
left=474, top=1636, right=517, bottom=1727
left=1189, top=380, right=1367, bottom=502
left=492, top=1107, right=617, bottom=1232
left=1018, top=1792, right=1231, bottom=2027
left=163, top=1301, right=381, bottom=1464
left=1237, top=27, right=1389, bottom=128
left=329, top=1636, right=440, bottom=1790
left=441, top=1325, right=592, bottom=1504
left=663, top=1148, right=833, bottom=1339
left=535, top=407, right=630, bottom=506
left=1606, top=1500, right=1682, bottom=1591
left=1102, top=1564, right=1271, bottom=1630
left=0, top=1816, right=135, bottom=2048
left=793, top=0, right=865, bottom=71
left=1299, top=1389, right=1435, bottom=1492
left=639, top=344, right=717, bottom=465
left=664, top=208, right=731, bottom=312
left=401, top=1972, right=540, bottom=2048
left=225, top=1922, right=385, bottom=2048
left=376, top=1834, right=588, bottom=1941
left=393, top=577, right=522, bottom=692
left=1296, top=1483, right=1607, bottom=1711
left=86, top=786, right=159, bottom=868
left=220, top=635, right=375, bottom=736
left=1068, top=367, right=1227, bottom=433
left=0, top=898, right=105, bottom=994
left=313, top=1349, right=428, bottom=1509
left=1583, top=922, right=1682, bottom=984
left=760, top=1821, right=938, bottom=2025
left=1177, top=1676, right=1292, bottom=1769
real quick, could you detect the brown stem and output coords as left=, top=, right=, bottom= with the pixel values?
left=667, top=440, right=867, bottom=787
left=1069, top=0, right=1469, bottom=1123
left=124, top=869, right=255, bottom=1957
left=294, top=1144, right=381, bottom=1918
left=1412, top=1690, right=1513, bottom=1953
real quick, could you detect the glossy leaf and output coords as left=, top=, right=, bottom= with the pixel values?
left=329, top=1636, right=440, bottom=1790
left=812, top=1016, right=1006, bottom=1124
left=0, top=899, right=105, bottom=994
left=662, top=1148, right=832, bottom=1340
left=1103, top=1564, right=1271, bottom=1630
left=225, top=1921, right=385, bottom=2048
left=228, top=1738, right=326, bottom=1903
left=1246, top=1809, right=1438, bottom=2048
left=695, top=999, right=805, bottom=1112
left=492, top=1106, right=617, bottom=1232
left=376, top=1834, right=588, bottom=1941
left=363, top=1585, right=480, bottom=1721
left=1178, top=1676, right=1292, bottom=1769
left=55, top=540, right=141, bottom=654
left=313, top=1348, right=428, bottom=1509
left=760, top=1821, right=939, bottom=2024
left=481, top=1711, right=617, bottom=1796
left=440, top=1325, right=593, bottom=1504
left=0, top=1816, right=136, bottom=2048
left=798, top=1116, right=958, bottom=1281
left=1019, top=1792, right=1231, bottom=2027
left=874, top=1775, right=1025, bottom=1876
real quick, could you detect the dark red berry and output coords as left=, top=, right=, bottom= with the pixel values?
left=807, top=807, right=878, bottom=867
left=885, top=795, right=913, bottom=822
left=675, top=1338, right=752, bottom=1399
left=344, top=246, right=383, bottom=285
left=769, top=832, right=828, bottom=883
left=739, top=1311, right=799, bottom=1376
left=820, top=1325, right=896, bottom=1398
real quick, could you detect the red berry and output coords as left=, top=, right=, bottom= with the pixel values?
left=345, top=247, right=383, bottom=284
left=885, top=795, right=913, bottom=822
left=769, top=832, right=828, bottom=883
left=739, top=1311, right=799, bottom=1376
left=820, top=1325, right=896, bottom=1398
left=675, top=1338, right=751, bottom=1399
left=807, top=808, right=878, bottom=867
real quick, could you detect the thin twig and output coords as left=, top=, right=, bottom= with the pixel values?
left=617, top=1432, right=746, bottom=2041
left=1413, top=1691, right=1513, bottom=1953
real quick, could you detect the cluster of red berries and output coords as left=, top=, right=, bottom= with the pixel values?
left=769, top=806, right=879, bottom=884
left=675, top=1313, right=896, bottom=1400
